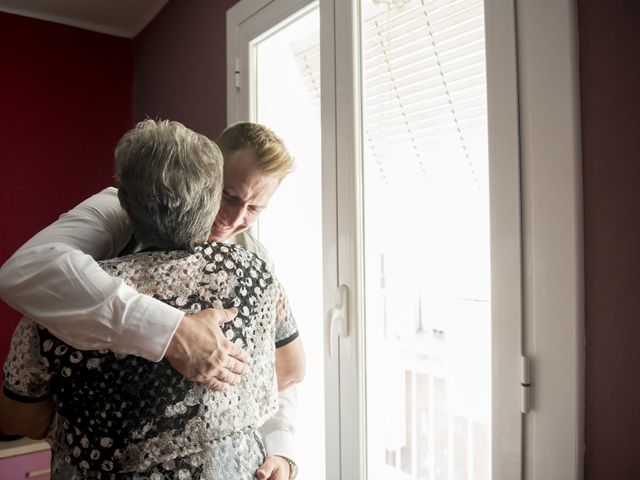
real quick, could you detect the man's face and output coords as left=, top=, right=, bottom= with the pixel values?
left=209, top=148, right=280, bottom=242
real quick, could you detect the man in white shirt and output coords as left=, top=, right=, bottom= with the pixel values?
left=0, top=122, right=303, bottom=480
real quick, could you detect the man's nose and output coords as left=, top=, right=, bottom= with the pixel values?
left=225, top=205, right=247, bottom=227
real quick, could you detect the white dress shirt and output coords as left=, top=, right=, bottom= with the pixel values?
left=0, top=187, right=297, bottom=460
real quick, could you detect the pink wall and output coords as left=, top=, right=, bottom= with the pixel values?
left=0, top=12, right=133, bottom=369
left=579, top=0, right=640, bottom=478
left=133, top=0, right=241, bottom=140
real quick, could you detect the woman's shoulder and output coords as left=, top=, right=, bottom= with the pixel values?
left=194, top=242, right=270, bottom=275
left=99, top=249, right=189, bottom=267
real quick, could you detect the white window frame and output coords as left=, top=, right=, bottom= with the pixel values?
left=515, top=1, right=584, bottom=478
left=226, top=0, right=583, bottom=478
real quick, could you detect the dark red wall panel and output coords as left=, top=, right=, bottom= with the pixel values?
left=579, top=0, right=640, bottom=478
left=133, top=0, right=240, bottom=139
left=0, top=12, right=133, bottom=370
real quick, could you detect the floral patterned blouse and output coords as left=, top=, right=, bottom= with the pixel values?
left=3, top=242, right=298, bottom=479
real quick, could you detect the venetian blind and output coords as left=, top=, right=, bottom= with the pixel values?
left=292, top=0, right=487, bottom=199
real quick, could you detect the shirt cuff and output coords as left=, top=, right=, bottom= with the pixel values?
left=260, top=385, right=298, bottom=460
left=262, top=428, right=297, bottom=460
left=113, top=292, right=184, bottom=362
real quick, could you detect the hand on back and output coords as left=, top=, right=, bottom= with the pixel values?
left=164, top=307, right=249, bottom=390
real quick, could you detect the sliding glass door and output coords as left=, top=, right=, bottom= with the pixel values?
left=227, top=0, right=545, bottom=478
left=228, top=1, right=325, bottom=478
left=250, top=5, right=325, bottom=479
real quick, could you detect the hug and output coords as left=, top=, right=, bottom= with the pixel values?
left=0, top=120, right=305, bottom=479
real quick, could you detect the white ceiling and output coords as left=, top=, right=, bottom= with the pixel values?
left=0, top=0, right=170, bottom=38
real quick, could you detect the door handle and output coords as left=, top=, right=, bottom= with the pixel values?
left=326, top=284, right=349, bottom=358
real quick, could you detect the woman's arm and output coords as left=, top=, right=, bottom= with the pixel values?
left=275, top=337, right=306, bottom=391
left=272, top=277, right=306, bottom=391
left=1, top=319, right=53, bottom=440
left=0, top=390, right=52, bottom=440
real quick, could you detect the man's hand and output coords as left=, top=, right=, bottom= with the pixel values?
left=164, top=307, right=249, bottom=390
left=256, top=455, right=292, bottom=480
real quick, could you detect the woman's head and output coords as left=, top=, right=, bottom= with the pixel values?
left=114, top=119, right=223, bottom=251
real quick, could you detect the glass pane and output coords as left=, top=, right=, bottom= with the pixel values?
left=250, top=5, right=324, bottom=480
left=360, top=1, right=491, bottom=479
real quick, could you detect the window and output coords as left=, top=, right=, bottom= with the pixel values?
left=227, top=0, right=583, bottom=478
left=359, top=1, right=492, bottom=478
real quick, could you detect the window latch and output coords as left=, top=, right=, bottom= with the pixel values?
left=326, top=284, right=349, bottom=358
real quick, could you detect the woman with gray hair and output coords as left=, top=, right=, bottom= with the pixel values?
left=0, top=120, right=302, bottom=479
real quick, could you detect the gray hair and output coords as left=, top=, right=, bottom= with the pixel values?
left=114, top=119, right=223, bottom=251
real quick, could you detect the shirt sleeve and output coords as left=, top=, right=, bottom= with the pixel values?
left=273, top=280, right=299, bottom=348
left=0, top=188, right=184, bottom=361
left=258, top=385, right=299, bottom=460
left=3, top=319, right=51, bottom=403
left=265, top=282, right=300, bottom=459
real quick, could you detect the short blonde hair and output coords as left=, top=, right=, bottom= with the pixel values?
left=115, top=119, right=223, bottom=251
left=216, top=122, right=294, bottom=180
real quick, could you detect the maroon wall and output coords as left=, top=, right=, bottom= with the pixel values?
left=579, top=0, right=640, bottom=478
left=3, top=2, right=640, bottom=476
left=0, top=12, right=133, bottom=369
left=133, top=0, right=241, bottom=140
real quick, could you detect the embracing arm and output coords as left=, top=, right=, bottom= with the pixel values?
left=1, top=318, right=53, bottom=440
left=0, top=188, right=183, bottom=360
left=0, top=390, right=52, bottom=440
left=257, top=344, right=305, bottom=480
left=276, top=337, right=306, bottom=391
left=256, top=277, right=305, bottom=480
left=257, top=386, right=300, bottom=480
left=0, top=188, right=249, bottom=387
